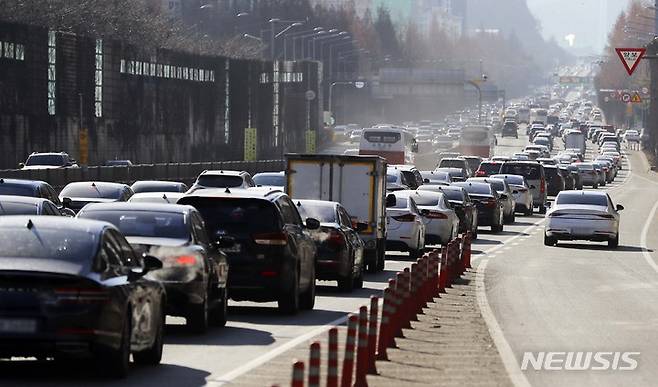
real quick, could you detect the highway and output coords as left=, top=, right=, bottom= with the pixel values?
left=1, top=134, right=653, bottom=387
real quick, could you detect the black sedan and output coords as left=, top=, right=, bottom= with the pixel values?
left=0, top=195, right=69, bottom=216
left=418, top=185, right=478, bottom=239
left=295, top=200, right=365, bottom=292
left=0, top=216, right=165, bottom=378
left=77, top=202, right=229, bottom=333
left=0, top=178, right=74, bottom=216
left=452, top=182, right=504, bottom=233
left=130, top=180, right=189, bottom=194
left=59, top=181, right=134, bottom=213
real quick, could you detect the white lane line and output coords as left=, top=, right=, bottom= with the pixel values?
left=640, top=200, right=658, bottom=274
left=210, top=314, right=349, bottom=384
left=476, top=259, right=531, bottom=387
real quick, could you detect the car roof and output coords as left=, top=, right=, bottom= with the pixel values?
left=295, top=199, right=339, bottom=208
left=130, top=192, right=186, bottom=199
left=200, top=170, right=247, bottom=176
left=253, top=171, right=285, bottom=176
left=0, top=215, right=111, bottom=234
left=78, top=202, right=196, bottom=214
left=180, top=187, right=283, bottom=201
left=557, top=190, right=607, bottom=199
left=131, top=180, right=185, bottom=187
left=28, top=152, right=68, bottom=156
left=0, top=195, right=50, bottom=205
left=389, top=164, right=418, bottom=171
left=0, top=178, right=48, bottom=187
left=63, top=181, right=130, bottom=190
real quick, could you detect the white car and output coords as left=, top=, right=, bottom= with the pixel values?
left=385, top=192, right=426, bottom=258
left=623, top=130, right=640, bottom=142
left=490, top=174, right=533, bottom=215
left=544, top=191, right=624, bottom=248
left=397, top=190, right=458, bottom=246
left=189, top=170, right=255, bottom=192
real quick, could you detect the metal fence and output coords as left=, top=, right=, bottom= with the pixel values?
left=0, top=22, right=321, bottom=169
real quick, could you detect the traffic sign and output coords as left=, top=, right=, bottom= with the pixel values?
left=244, top=128, right=257, bottom=161
left=631, top=93, right=642, bottom=103
left=621, top=92, right=631, bottom=103
left=615, top=48, right=646, bottom=76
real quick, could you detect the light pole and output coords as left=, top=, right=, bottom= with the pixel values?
left=268, top=18, right=305, bottom=60
left=284, top=27, right=323, bottom=60
left=328, top=81, right=366, bottom=124
left=296, top=30, right=326, bottom=60
left=328, top=39, right=356, bottom=80
left=466, top=74, right=488, bottom=124
left=307, top=29, right=338, bottom=59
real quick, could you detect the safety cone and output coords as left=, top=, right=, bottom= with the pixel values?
left=291, top=360, right=305, bottom=387
left=354, top=306, right=369, bottom=387
left=308, top=342, right=321, bottom=387
left=340, top=314, right=358, bottom=387
left=367, top=296, right=379, bottom=375
left=327, top=328, right=338, bottom=387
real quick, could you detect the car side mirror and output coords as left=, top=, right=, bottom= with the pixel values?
left=62, top=197, right=72, bottom=208
left=616, top=204, right=624, bottom=211
left=411, top=143, right=419, bottom=153
left=546, top=202, right=552, bottom=208
left=386, top=194, right=397, bottom=208
left=423, top=178, right=430, bottom=183
left=305, top=217, right=321, bottom=230
left=143, top=255, right=163, bottom=272
left=18, top=163, right=24, bottom=169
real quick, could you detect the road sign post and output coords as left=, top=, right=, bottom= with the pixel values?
left=615, top=48, right=646, bottom=76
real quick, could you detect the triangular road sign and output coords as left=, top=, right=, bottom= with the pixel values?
left=615, top=48, right=646, bottom=76
left=631, top=93, right=642, bottom=103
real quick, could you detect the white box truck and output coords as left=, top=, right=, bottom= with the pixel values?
left=286, top=154, right=388, bottom=272
left=564, top=129, right=586, bottom=155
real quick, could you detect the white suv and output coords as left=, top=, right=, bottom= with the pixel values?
left=189, top=170, right=255, bottom=192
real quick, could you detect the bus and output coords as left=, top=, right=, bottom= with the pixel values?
left=457, top=125, right=496, bottom=158
left=359, top=126, right=417, bottom=165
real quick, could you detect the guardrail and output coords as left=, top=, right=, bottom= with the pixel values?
left=0, top=160, right=285, bottom=190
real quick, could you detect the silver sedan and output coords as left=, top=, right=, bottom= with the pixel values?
left=490, top=174, right=533, bottom=215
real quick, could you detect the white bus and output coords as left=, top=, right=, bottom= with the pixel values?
left=359, top=126, right=417, bottom=165
left=457, top=125, right=496, bottom=158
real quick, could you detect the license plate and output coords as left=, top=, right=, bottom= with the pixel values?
left=219, top=244, right=241, bottom=253
left=0, top=318, right=37, bottom=333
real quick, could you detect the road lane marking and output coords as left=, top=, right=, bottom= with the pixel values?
left=476, top=258, right=531, bottom=387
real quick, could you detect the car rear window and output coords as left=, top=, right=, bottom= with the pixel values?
left=296, top=203, right=337, bottom=223
left=79, top=210, right=190, bottom=240
left=455, top=183, right=492, bottom=195
left=60, top=183, right=124, bottom=199
left=556, top=193, right=608, bottom=206
left=253, top=175, right=285, bottom=187
left=0, top=227, right=97, bottom=262
left=0, top=202, right=39, bottom=215
left=363, top=131, right=401, bottom=143
left=25, top=154, right=65, bottom=166
left=576, top=164, right=594, bottom=170
left=132, top=182, right=181, bottom=193
left=439, top=159, right=465, bottom=169
left=196, top=175, right=244, bottom=188
left=492, top=175, right=524, bottom=185
left=0, top=184, right=38, bottom=197
left=500, top=163, right=541, bottom=180
left=440, top=190, right=465, bottom=202
left=411, top=195, right=440, bottom=206
left=181, top=198, right=281, bottom=236
left=478, top=163, right=501, bottom=175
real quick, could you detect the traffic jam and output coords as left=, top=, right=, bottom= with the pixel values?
left=0, top=97, right=633, bottom=379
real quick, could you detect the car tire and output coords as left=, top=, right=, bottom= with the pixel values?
left=525, top=206, right=533, bottom=216
left=299, top=268, right=316, bottom=311
left=539, top=204, right=547, bottom=214
left=608, top=234, right=619, bottom=248
left=101, top=313, right=131, bottom=378
left=366, top=249, right=378, bottom=273
left=593, top=184, right=598, bottom=189
left=338, top=273, right=354, bottom=292
left=279, top=268, right=300, bottom=314
left=209, top=288, right=228, bottom=327
left=187, top=296, right=208, bottom=334
left=133, top=307, right=164, bottom=366
left=543, top=234, right=556, bottom=246
left=376, top=243, right=386, bottom=271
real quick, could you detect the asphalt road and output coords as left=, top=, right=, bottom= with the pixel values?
left=5, top=133, right=650, bottom=387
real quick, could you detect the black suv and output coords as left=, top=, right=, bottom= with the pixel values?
left=179, top=188, right=319, bottom=314
left=501, top=121, right=519, bottom=138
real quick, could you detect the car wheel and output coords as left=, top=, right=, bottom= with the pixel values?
left=543, top=234, right=556, bottom=246
left=539, top=204, right=547, bottom=214
left=278, top=267, right=300, bottom=314
left=101, top=312, right=131, bottom=378
left=593, top=184, right=598, bottom=189
left=299, top=267, right=316, bottom=310
left=525, top=206, right=533, bottom=216
left=353, top=266, right=364, bottom=289
left=366, top=249, right=378, bottom=273
left=187, top=296, right=208, bottom=334
left=338, top=270, right=355, bottom=292
left=376, top=244, right=386, bottom=271
left=209, top=288, right=228, bottom=327
left=133, top=307, right=164, bottom=366
left=608, top=234, right=619, bottom=248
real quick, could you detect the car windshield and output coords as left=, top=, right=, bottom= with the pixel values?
left=479, top=163, right=502, bottom=174
left=386, top=174, right=399, bottom=183
left=500, top=163, right=541, bottom=179
left=422, top=172, right=448, bottom=181
left=60, top=183, right=124, bottom=199
left=440, top=160, right=465, bottom=169
left=556, top=193, right=608, bottom=207
left=25, top=154, right=65, bottom=166
left=196, top=175, right=244, bottom=188
left=411, top=194, right=440, bottom=206
left=0, top=202, right=39, bottom=215
left=132, top=182, right=181, bottom=193
left=0, top=227, right=97, bottom=262
left=485, top=180, right=505, bottom=191
left=0, top=184, right=38, bottom=197
left=254, top=174, right=285, bottom=186
left=456, top=183, right=492, bottom=195
left=492, top=175, right=524, bottom=185
left=296, top=203, right=337, bottom=223
left=80, top=211, right=190, bottom=240
left=440, top=190, right=465, bottom=202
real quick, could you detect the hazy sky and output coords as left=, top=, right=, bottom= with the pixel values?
left=526, top=0, right=632, bottom=55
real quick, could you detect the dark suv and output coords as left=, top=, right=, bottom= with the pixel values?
left=500, top=161, right=547, bottom=213
left=501, top=121, right=519, bottom=138
left=179, top=188, right=319, bottom=314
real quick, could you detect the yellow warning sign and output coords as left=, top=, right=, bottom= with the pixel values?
left=631, top=93, right=642, bottom=103
left=244, top=128, right=257, bottom=161
left=306, top=130, right=316, bottom=153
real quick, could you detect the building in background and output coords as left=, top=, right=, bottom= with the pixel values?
left=373, top=0, right=465, bottom=39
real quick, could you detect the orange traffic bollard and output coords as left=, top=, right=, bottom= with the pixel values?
left=291, top=360, right=305, bottom=387
left=354, top=306, right=369, bottom=387
left=377, top=288, right=394, bottom=360
left=367, top=296, right=379, bottom=375
left=340, top=314, right=358, bottom=387
left=308, top=342, right=321, bottom=387
left=327, top=328, right=338, bottom=387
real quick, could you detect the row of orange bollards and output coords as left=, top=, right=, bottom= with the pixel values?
left=286, top=231, right=473, bottom=387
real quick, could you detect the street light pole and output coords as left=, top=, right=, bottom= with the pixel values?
left=466, top=80, right=484, bottom=124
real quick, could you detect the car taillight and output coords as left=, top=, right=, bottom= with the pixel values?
left=175, top=255, right=198, bottom=265
left=392, top=214, right=416, bottom=222
left=423, top=211, right=448, bottom=219
left=475, top=170, right=486, bottom=177
left=540, top=177, right=546, bottom=193
left=253, top=232, right=288, bottom=245
left=328, top=230, right=346, bottom=245
left=54, top=287, right=110, bottom=304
